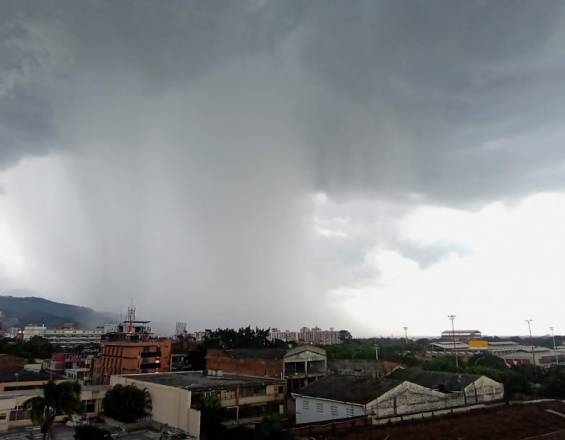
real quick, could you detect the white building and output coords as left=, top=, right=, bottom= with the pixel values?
left=175, top=321, right=187, bottom=336
left=269, top=327, right=351, bottom=345
left=22, top=325, right=103, bottom=347
left=292, top=368, right=504, bottom=425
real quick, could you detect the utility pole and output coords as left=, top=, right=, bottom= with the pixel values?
left=448, top=315, right=459, bottom=370
left=403, top=327, right=408, bottom=345
left=526, top=319, right=536, bottom=367
left=550, top=326, right=559, bottom=366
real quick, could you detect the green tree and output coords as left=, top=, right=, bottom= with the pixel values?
left=197, top=395, right=227, bottom=439
left=102, top=384, right=152, bottom=423
left=25, top=381, right=82, bottom=440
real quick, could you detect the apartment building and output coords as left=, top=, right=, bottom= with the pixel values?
left=269, top=327, right=352, bottom=345
left=95, top=339, right=172, bottom=385
left=22, top=324, right=103, bottom=347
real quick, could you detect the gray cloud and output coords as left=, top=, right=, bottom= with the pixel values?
left=2, top=1, right=565, bottom=332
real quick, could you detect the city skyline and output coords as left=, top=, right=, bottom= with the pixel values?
left=2, top=1, right=565, bottom=335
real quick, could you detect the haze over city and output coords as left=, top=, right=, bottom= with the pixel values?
left=2, top=0, right=565, bottom=336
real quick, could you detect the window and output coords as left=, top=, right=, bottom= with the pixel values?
left=278, top=386, right=284, bottom=394
left=221, top=390, right=235, bottom=400
left=240, top=385, right=266, bottom=397
left=346, top=407, right=354, bottom=417
left=82, top=400, right=95, bottom=413
left=9, top=406, right=29, bottom=421
left=303, top=400, right=309, bottom=410
left=331, top=404, right=338, bottom=416
left=316, top=402, right=323, bottom=413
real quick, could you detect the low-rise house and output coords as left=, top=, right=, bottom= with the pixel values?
left=0, top=385, right=108, bottom=431
left=292, top=368, right=504, bottom=424
left=111, top=370, right=287, bottom=438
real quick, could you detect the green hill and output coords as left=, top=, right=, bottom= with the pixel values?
left=0, top=294, right=115, bottom=329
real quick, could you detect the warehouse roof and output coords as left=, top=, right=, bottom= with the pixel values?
left=293, top=368, right=485, bottom=404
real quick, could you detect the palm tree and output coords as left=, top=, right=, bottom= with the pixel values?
left=25, top=380, right=83, bottom=440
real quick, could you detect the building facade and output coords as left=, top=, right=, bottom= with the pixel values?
left=269, top=327, right=351, bottom=345
left=95, top=339, right=172, bottom=385
left=111, top=371, right=286, bottom=438
left=22, top=324, right=103, bottom=347
left=0, top=385, right=108, bottom=431
left=292, top=368, right=504, bottom=425
left=440, top=330, right=482, bottom=343
left=206, top=346, right=327, bottom=391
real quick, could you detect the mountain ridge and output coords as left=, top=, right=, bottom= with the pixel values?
left=0, top=294, right=116, bottom=329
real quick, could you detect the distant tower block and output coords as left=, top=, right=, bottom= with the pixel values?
left=175, top=321, right=187, bottom=336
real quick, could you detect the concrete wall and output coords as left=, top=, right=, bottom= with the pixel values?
left=206, top=349, right=283, bottom=378
left=110, top=376, right=194, bottom=434
left=294, top=396, right=365, bottom=424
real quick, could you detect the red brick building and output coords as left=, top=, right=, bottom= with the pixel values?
left=95, top=339, right=172, bottom=385
left=206, top=346, right=327, bottom=392
left=206, top=348, right=286, bottom=378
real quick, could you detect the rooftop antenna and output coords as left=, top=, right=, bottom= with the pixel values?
left=127, top=299, right=136, bottom=334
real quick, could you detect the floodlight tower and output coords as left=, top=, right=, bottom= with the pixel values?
left=526, top=319, right=536, bottom=367
left=550, top=326, right=559, bottom=366
left=448, top=314, right=459, bottom=369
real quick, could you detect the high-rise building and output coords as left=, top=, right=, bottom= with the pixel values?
left=175, top=321, right=187, bottom=336
left=269, top=327, right=351, bottom=345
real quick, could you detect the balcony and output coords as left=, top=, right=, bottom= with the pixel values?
left=140, top=351, right=161, bottom=358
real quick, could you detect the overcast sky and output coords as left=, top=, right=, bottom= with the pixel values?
left=1, top=1, right=565, bottom=336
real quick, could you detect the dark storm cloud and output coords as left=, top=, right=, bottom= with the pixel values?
left=2, top=0, right=565, bottom=331
left=1, top=0, right=565, bottom=202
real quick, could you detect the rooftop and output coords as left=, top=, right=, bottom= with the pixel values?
left=294, top=368, right=483, bottom=404
left=293, top=374, right=400, bottom=404
left=0, top=367, right=51, bottom=383
left=122, top=371, right=282, bottom=391
left=388, top=368, right=480, bottom=391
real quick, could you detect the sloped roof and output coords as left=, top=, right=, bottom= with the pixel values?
left=293, top=375, right=401, bottom=404
left=294, top=368, right=486, bottom=404
left=0, top=367, right=51, bottom=383
left=286, top=345, right=326, bottom=356
left=388, top=368, right=481, bottom=391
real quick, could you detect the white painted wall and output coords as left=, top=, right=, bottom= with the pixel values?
left=294, top=395, right=365, bottom=424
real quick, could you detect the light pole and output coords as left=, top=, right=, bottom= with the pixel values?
left=448, top=315, right=459, bottom=369
left=403, top=327, right=408, bottom=345
left=550, top=326, right=559, bottom=366
left=526, top=319, right=536, bottom=367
